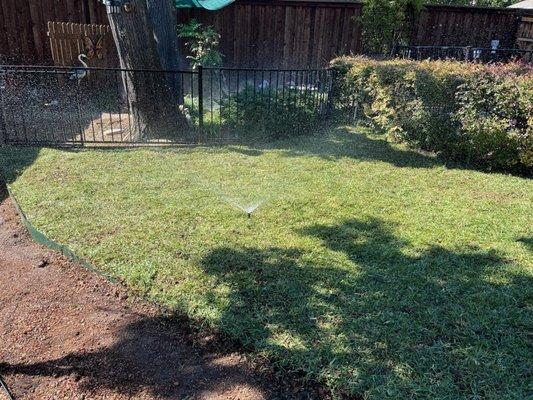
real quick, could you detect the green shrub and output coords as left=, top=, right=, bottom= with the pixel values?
left=455, top=72, right=532, bottom=170
left=360, top=0, right=421, bottom=54
left=330, top=56, right=533, bottom=174
left=177, top=19, right=223, bottom=68
left=518, top=78, right=533, bottom=167
left=222, top=86, right=321, bottom=140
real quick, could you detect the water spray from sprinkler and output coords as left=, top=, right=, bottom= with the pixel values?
left=188, top=172, right=271, bottom=219
left=221, top=196, right=266, bottom=218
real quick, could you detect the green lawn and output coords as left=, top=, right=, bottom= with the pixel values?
left=1, top=126, right=532, bottom=399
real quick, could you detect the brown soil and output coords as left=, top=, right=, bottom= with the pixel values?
left=0, top=185, right=311, bottom=400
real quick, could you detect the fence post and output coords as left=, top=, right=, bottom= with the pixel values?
left=75, top=80, right=85, bottom=147
left=197, top=65, right=204, bottom=134
left=0, top=68, right=6, bottom=146
left=390, top=43, right=398, bottom=58
left=326, top=69, right=336, bottom=118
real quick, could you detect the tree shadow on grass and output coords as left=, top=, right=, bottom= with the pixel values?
left=223, top=125, right=441, bottom=170
left=199, top=218, right=531, bottom=398
left=0, top=124, right=439, bottom=175
left=0, top=146, right=43, bottom=201
left=517, top=236, right=533, bottom=253
left=0, top=123, right=474, bottom=189
left=0, top=313, right=302, bottom=399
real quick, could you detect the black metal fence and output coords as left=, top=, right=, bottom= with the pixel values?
left=394, top=45, right=533, bottom=63
left=0, top=65, right=334, bottom=147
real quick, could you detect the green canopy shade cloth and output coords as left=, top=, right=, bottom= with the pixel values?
left=175, top=0, right=235, bottom=10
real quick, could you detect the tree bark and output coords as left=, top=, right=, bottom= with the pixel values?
left=146, top=0, right=187, bottom=70
left=146, top=0, right=187, bottom=102
left=107, top=0, right=187, bottom=140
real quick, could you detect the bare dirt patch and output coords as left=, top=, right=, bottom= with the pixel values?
left=0, top=185, right=306, bottom=400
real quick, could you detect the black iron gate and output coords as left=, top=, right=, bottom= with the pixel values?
left=0, top=65, right=334, bottom=147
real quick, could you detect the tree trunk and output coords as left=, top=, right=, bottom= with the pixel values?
left=107, top=0, right=187, bottom=140
left=146, top=0, right=188, bottom=70
left=146, top=0, right=187, bottom=102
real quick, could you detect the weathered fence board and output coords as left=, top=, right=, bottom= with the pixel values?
left=0, top=0, right=107, bottom=64
left=48, top=21, right=117, bottom=68
left=517, top=15, right=533, bottom=61
left=413, top=5, right=527, bottom=48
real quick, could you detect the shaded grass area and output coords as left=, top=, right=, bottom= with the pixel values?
left=1, top=126, right=532, bottom=399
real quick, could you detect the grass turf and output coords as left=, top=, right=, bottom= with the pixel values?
left=1, top=125, right=532, bottom=399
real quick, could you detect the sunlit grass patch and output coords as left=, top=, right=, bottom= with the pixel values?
left=1, top=125, right=532, bottom=399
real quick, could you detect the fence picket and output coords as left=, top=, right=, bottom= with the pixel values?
left=517, top=16, right=533, bottom=62
left=47, top=21, right=115, bottom=67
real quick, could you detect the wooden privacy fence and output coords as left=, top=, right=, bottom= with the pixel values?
left=48, top=21, right=117, bottom=67
left=1, top=0, right=532, bottom=67
left=413, top=5, right=529, bottom=49
left=176, top=0, right=363, bottom=68
left=0, top=0, right=107, bottom=64
left=517, top=15, right=533, bottom=61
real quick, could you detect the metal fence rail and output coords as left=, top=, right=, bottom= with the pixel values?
left=0, top=65, right=334, bottom=147
left=394, top=45, right=533, bottom=63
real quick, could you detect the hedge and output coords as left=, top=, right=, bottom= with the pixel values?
left=330, top=56, right=533, bottom=174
